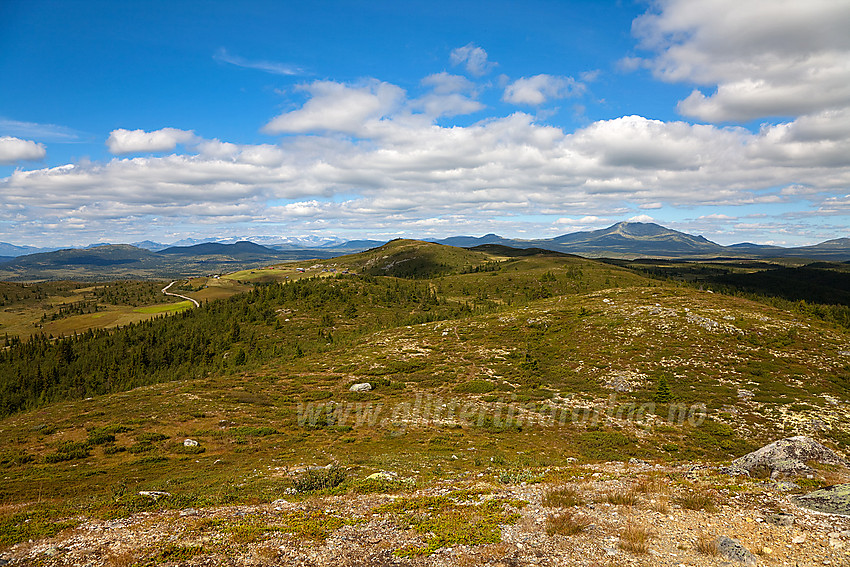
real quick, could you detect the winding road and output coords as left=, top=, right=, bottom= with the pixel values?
left=161, top=281, right=200, bottom=307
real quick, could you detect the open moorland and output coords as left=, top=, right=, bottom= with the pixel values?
left=0, top=240, right=848, bottom=566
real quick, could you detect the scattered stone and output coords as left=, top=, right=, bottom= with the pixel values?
left=629, top=458, right=647, bottom=466
left=737, top=389, right=754, bottom=398
left=716, top=536, right=757, bottom=566
left=791, top=535, right=806, bottom=544
left=792, top=484, right=850, bottom=516
left=183, top=438, right=199, bottom=447
left=349, top=382, right=372, bottom=392
left=723, top=436, right=848, bottom=479
left=138, top=491, right=171, bottom=500
left=766, top=512, right=794, bottom=527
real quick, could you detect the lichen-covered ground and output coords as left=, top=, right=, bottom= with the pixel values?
left=3, top=462, right=849, bottom=566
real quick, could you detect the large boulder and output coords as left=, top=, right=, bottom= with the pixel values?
left=792, top=484, right=850, bottom=516
left=723, top=436, right=847, bottom=479
left=349, top=382, right=372, bottom=392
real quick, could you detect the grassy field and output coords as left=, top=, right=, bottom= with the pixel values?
left=133, top=300, right=194, bottom=314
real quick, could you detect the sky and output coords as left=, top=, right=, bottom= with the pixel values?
left=1, top=0, right=849, bottom=248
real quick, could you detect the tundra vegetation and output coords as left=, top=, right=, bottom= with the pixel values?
left=0, top=239, right=848, bottom=562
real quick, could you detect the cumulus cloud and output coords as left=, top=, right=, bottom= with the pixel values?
left=633, top=0, right=850, bottom=121
left=263, top=80, right=406, bottom=136
left=450, top=43, right=496, bottom=76
left=4, top=68, right=850, bottom=245
left=503, top=74, right=586, bottom=105
left=628, top=214, right=656, bottom=223
left=106, top=128, right=197, bottom=155
left=0, top=136, right=46, bottom=164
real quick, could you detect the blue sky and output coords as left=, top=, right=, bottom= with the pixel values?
left=1, top=0, right=849, bottom=247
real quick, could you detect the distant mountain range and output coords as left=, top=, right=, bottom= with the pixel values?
left=430, top=223, right=850, bottom=260
left=0, top=222, right=848, bottom=280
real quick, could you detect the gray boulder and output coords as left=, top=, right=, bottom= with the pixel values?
left=716, top=536, right=757, bottom=566
left=349, top=382, right=372, bottom=392
left=792, top=484, right=850, bottom=516
left=723, top=436, right=847, bottom=479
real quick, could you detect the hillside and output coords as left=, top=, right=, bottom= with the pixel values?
left=0, top=242, right=848, bottom=564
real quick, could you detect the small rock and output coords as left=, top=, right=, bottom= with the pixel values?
left=138, top=491, right=171, bottom=500
left=716, top=536, right=757, bottom=566
left=766, top=512, right=794, bottom=527
left=349, top=382, right=372, bottom=392
left=791, top=535, right=806, bottom=544
left=179, top=508, right=198, bottom=517
left=761, top=546, right=772, bottom=555
left=183, top=438, right=199, bottom=447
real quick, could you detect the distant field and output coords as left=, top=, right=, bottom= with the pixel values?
left=0, top=280, right=185, bottom=338
left=223, top=263, right=340, bottom=283
left=134, top=300, right=193, bottom=314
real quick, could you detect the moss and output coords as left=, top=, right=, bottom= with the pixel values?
left=375, top=493, right=522, bottom=556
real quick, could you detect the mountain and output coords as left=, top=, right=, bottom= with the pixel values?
left=0, top=243, right=340, bottom=281
left=0, top=242, right=57, bottom=257
left=131, top=240, right=169, bottom=251
left=158, top=241, right=280, bottom=256
left=431, top=222, right=725, bottom=258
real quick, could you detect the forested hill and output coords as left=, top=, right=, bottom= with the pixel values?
left=0, top=276, right=465, bottom=416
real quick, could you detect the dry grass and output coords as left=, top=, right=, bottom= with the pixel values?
left=695, top=532, right=718, bottom=556
left=675, top=492, right=718, bottom=513
left=647, top=497, right=670, bottom=514
left=604, top=489, right=639, bottom=506
left=634, top=475, right=670, bottom=495
left=542, top=486, right=584, bottom=508
left=545, top=512, right=592, bottom=536
left=618, top=522, right=652, bottom=554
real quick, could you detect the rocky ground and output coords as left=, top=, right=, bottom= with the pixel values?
left=3, top=459, right=849, bottom=567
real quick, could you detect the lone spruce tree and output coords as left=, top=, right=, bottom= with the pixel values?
left=654, top=375, right=672, bottom=404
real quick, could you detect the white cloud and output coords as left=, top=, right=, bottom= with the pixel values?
left=213, top=48, right=301, bottom=76
left=633, top=0, right=850, bottom=121
left=421, top=72, right=475, bottom=94
left=628, top=214, right=656, bottom=223
left=503, top=74, right=586, bottom=105
left=0, top=136, right=46, bottom=164
left=4, top=74, right=850, bottom=245
left=698, top=213, right=737, bottom=220
left=554, top=215, right=606, bottom=226
left=450, top=43, right=496, bottom=76
left=106, top=128, right=197, bottom=155
left=263, top=80, right=406, bottom=136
